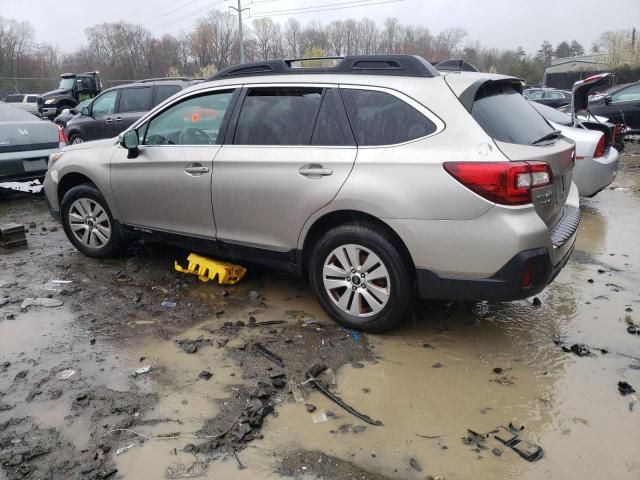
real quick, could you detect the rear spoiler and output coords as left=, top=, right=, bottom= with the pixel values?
left=457, top=78, right=524, bottom=112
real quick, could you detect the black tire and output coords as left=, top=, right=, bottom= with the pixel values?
left=69, top=134, right=85, bottom=145
left=60, top=184, right=125, bottom=258
left=308, top=223, right=414, bottom=333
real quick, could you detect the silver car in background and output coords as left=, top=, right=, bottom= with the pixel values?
left=0, top=103, right=67, bottom=183
left=44, top=55, right=579, bottom=332
left=530, top=101, right=618, bottom=197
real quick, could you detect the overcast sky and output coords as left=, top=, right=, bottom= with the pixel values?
left=1, top=0, right=638, bottom=55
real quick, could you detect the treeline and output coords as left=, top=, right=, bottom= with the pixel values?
left=1, top=12, right=638, bottom=95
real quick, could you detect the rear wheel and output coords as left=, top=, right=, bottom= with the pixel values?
left=309, top=224, right=414, bottom=333
left=69, top=134, right=84, bottom=145
left=60, top=184, right=125, bottom=258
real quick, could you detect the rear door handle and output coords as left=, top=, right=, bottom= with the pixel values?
left=299, top=164, right=333, bottom=178
left=114, top=116, right=123, bottom=122
left=184, top=164, right=209, bottom=175
left=105, top=117, right=113, bottom=124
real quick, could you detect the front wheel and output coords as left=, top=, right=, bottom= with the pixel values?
left=309, top=224, right=414, bottom=333
left=60, top=184, right=125, bottom=258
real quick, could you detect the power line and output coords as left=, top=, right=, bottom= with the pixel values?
left=145, top=0, right=207, bottom=24
left=247, top=0, right=404, bottom=18
left=151, top=0, right=229, bottom=31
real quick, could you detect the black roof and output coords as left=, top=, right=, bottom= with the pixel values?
left=209, top=55, right=440, bottom=80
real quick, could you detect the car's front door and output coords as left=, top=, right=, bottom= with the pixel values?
left=110, top=88, right=238, bottom=239
left=608, top=84, right=640, bottom=130
left=212, top=86, right=357, bottom=251
left=87, top=90, right=120, bottom=140
left=114, top=86, right=154, bottom=135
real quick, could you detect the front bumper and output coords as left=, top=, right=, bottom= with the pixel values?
left=416, top=206, right=580, bottom=301
left=38, top=106, right=57, bottom=117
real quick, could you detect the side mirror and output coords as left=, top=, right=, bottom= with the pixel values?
left=80, top=106, right=89, bottom=116
left=121, top=130, right=140, bottom=158
left=604, top=95, right=612, bottom=105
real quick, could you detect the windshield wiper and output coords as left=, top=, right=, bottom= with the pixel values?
left=532, top=130, right=562, bottom=145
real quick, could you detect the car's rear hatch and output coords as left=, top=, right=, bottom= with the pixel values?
left=455, top=77, right=575, bottom=228
left=0, top=105, right=58, bottom=153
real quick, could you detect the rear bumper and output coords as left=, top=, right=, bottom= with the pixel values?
left=0, top=149, right=58, bottom=183
left=416, top=206, right=580, bottom=301
left=574, top=147, right=619, bottom=197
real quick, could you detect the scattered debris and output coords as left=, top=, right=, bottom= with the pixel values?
left=56, top=369, right=76, bottom=380
left=432, top=362, right=443, bottom=368
left=304, top=364, right=382, bottom=426
left=20, top=297, right=63, bottom=309
left=233, top=451, right=247, bottom=470
left=132, top=366, right=152, bottom=377
left=166, top=459, right=209, bottom=479
left=176, top=338, right=210, bottom=354
left=494, top=425, right=544, bottom=462
left=416, top=433, right=445, bottom=439
left=492, top=367, right=504, bottom=374
left=0, top=223, right=27, bottom=248
left=248, top=290, right=261, bottom=301
left=628, top=325, right=640, bottom=336
left=618, top=381, right=636, bottom=396
left=532, top=297, right=542, bottom=306
left=115, top=443, right=138, bottom=456
left=311, top=411, right=328, bottom=423
left=198, top=371, right=213, bottom=381
left=492, top=447, right=503, bottom=457
left=305, top=404, right=317, bottom=413
left=566, top=344, right=591, bottom=356
left=161, top=300, right=177, bottom=308
left=409, top=457, right=422, bottom=472
left=252, top=320, right=287, bottom=327
left=253, top=343, right=285, bottom=368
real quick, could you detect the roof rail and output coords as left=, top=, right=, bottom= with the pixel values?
left=136, top=77, right=192, bottom=83
left=434, top=59, right=480, bottom=73
left=210, top=55, right=440, bottom=80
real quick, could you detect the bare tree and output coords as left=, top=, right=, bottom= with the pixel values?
left=284, top=18, right=302, bottom=57
left=433, top=27, right=467, bottom=61
left=251, top=17, right=282, bottom=60
left=358, top=18, right=378, bottom=55
left=327, top=21, right=345, bottom=56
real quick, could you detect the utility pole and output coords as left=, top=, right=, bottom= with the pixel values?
left=230, top=0, right=250, bottom=64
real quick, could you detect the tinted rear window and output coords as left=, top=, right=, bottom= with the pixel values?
left=472, top=83, right=555, bottom=145
left=343, top=89, right=436, bottom=146
left=118, top=87, right=153, bottom=113
left=529, top=101, right=572, bottom=126
left=311, top=89, right=353, bottom=146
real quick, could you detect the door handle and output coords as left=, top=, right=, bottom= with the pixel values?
left=184, top=164, right=209, bottom=175
left=299, top=164, right=333, bottom=178
left=105, top=118, right=112, bottom=124
left=114, top=116, right=123, bottom=122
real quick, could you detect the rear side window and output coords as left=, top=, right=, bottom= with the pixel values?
left=26, top=96, right=39, bottom=103
left=311, top=89, right=354, bottom=146
left=118, top=87, right=153, bottom=113
left=5, top=95, right=23, bottom=103
left=155, top=85, right=181, bottom=106
left=234, top=87, right=323, bottom=145
left=342, top=89, right=436, bottom=146
left=472, top=83, right=555, bottom=145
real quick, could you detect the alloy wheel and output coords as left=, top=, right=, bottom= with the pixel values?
left=322, top=243, right=391, bottom=318
left=68, top=198, right=111, bottom=249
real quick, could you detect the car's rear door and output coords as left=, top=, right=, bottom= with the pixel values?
left=212, top=85, right=357, bottom=251
left=110, top=87, right=238, bottom=239
left=115, top=86, right=153, bottom=135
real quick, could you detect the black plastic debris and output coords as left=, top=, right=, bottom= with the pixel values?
left=627, top=325, right=640, bottom=336
left=618, top=381, right=636, bottom=396
left=494, top=425, right=544, bottom=462
left=305, top=363, right=382, bottom=426
left=532, top=297, right=542, bottom=306
left=253, top=343, right=285, bottom=368
left=198, top=371, right=213, bottom=381
left=409, top=458, right=422, bottom=472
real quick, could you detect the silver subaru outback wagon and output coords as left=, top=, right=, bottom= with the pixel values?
left=44, top=55, right=580, bottom=332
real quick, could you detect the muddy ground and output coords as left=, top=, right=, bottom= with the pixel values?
left=1, top=144, right=640, bottom=480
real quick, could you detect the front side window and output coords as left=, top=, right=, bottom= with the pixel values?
left=91, top=90, right=118, bottom=115
left=234, top=87, right=323, bottom=145
left=119, top=87, right=153, bottom=113
left=143, top=90, right=234, bottom=146
left=342, top=89, right=436, bottom=146
left=612, top=84, right=640, bottom=103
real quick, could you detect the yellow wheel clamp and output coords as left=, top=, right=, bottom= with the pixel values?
left=175, top=253, right=247, bottom=285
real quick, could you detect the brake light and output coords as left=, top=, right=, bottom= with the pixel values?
left=57, top=126, right=68, bottom=147
left=443, top=161, right=553, bottom=206
left=594, top=134, right=606, bottom=158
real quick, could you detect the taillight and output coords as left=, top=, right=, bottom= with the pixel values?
left=443, top=161, right=553, bottom=206
left=594, top=134, right=606, bottom=158
left=58, top=126, right=68, bottom=147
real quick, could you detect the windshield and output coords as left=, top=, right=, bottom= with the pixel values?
left=529, top=101, right=572, bottom=126
left=59, top=77, right=75, bottom=90
left=471, top=82, right=555, bottom=145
